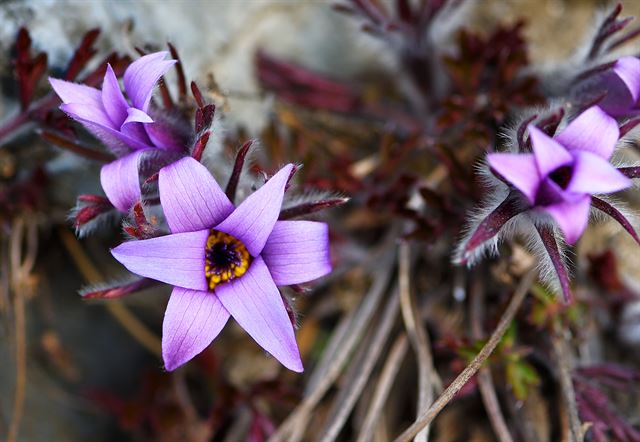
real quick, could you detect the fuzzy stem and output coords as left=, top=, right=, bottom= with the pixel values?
left=536, top=225, right=572, bottom=303
left=459, top=191, right=524, bottom=264
left=393, top=269, right=536, bottom=442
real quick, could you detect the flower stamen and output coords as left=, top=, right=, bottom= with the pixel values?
left=205, top=230, right=251, bottom=290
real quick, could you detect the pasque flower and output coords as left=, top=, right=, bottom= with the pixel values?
left=50, top=52, right=187, bottom=212
left=596, top=56, right=640, bottom=117
left=488, top=106, right=631, bottom=244
left=111, top=157, right=332, bottom=371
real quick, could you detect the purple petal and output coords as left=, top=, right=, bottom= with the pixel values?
left=60, top=102, right=113, bottom=129
left=600, top=57, right=640, bottom=116
left=528, top=126, right=573, bottom=176
left=59, top=103, right=151, bottom=153
left=101, top=64, right=129, bottom=127
left=100, top=150, right=145, bottom=212
left=120, top=108, right=154, bottom=145
left=568, top=151, right=632, bottom=194
left=555, top=106, right=620, bottom=159
left=487, top=153, right=540, bottom=203
left=159, top=157, right=234, bottom=233
left=262, top=221, right=331, bottom=286
left=162, top=287, right=230, bottom=371
left=111, top=230, right=209, bottom=291
left=216, top=164, right=294, bottom=256
left=144, top=120, right=186, bottom=152
left=123, top=52, right=176, bottom=111
left=543, top=195, right=592, bottom=244
left=49, top=77, right=102, bottom=106
left=214, top=256, right=303, bottom=372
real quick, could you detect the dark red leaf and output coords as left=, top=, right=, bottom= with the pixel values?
left=591, top=196, right=640, bottom=245
left=64, top=28, right=100, bottom=81
left=167, top=42, right=187, bottom=99
left=81, top=278, right=156, bottom=299
left=458, top=191, right=526, bottom=264
left=225, top=140, right=254, bottom=202
left=279, top=197, right=349, bottom=220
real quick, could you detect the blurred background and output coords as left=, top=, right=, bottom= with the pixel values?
left=1, top=1, right=640, bottom=441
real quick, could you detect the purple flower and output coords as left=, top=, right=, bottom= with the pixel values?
left=597, top=56, right=640, bottom=117
left=110, top=157, right=332, bottom=372
left=49, top=52, right=186, bottom=212
left=488, top=106, right=631, bottom=244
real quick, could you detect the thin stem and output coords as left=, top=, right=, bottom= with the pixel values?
left=319, top=288, right=401, bottom=442
left=470, top=270, right=514, bottom=442
left=357, top=334, right=408, bottom=442
left=399, top=242, right=434, bottom=442
left=269, top=250, right=395, bottom=442
left=58, top=228, right=161, bottom=357
left=393, top=268, right=537, bottom=442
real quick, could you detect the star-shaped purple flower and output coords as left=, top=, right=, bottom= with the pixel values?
left=488, top=106, right=631, bottom=244
left=49, top=52, right=185, bottom=212
left=111, top=157, right=332, bottom=372
left=596, top=56, right=640, bottom=117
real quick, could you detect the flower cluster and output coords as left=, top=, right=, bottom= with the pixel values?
left=458, top=61, right=640, bottom=301
left=49, top=52, right=334, bottom=372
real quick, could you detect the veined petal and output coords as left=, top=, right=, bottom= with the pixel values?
left=487, top=153, right=540, bottom=204
left=262, top=221, right=332, bottom=286
left=100, top=150, right=146, bottom=212
left=49, top=77, right=102, bottom=106
left=600, top=56, right=640, bottom=117
left=216, top=164, right=294, bottom=256
left=60, top=102, right=113, bottom=129
left=159, top=157, right=234, bottom=233
left=123, top=52, right=176, bottom=111
left=214, top=256, right=303, bottom=372
left=568, top=151, right=632, bottom=195
left=111, top=230, right=209, bottom=291
left=60, top=103, right=151, bottom=153
left=543, top=195, right=592, bottom=245
left=528, top=126, right=573, bottom=176
left=555, top=106, right=620, bottom=159
left=162, top=287, right=230, bottom=371
left=101, top=64, right=129, bottom=127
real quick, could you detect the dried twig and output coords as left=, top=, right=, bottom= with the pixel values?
left=269, top=250, right=395, bottom=442
left=394, top=268, right=537, bottom=442
left=470, top=270, right=514, bottom=442
left=552, top=329, right=583, bottom=442
left=58, top=228, right=161, bottom=357
left=319, top=288, right=401, bottom=441
left=6, top=218, right=38, bottom=442
left=357, top=334, right=409, bottom=441
left=398, top=241, right=434, bottom=442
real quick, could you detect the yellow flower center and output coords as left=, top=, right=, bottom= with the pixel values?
left=204, top=230, right=251, bottom=290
